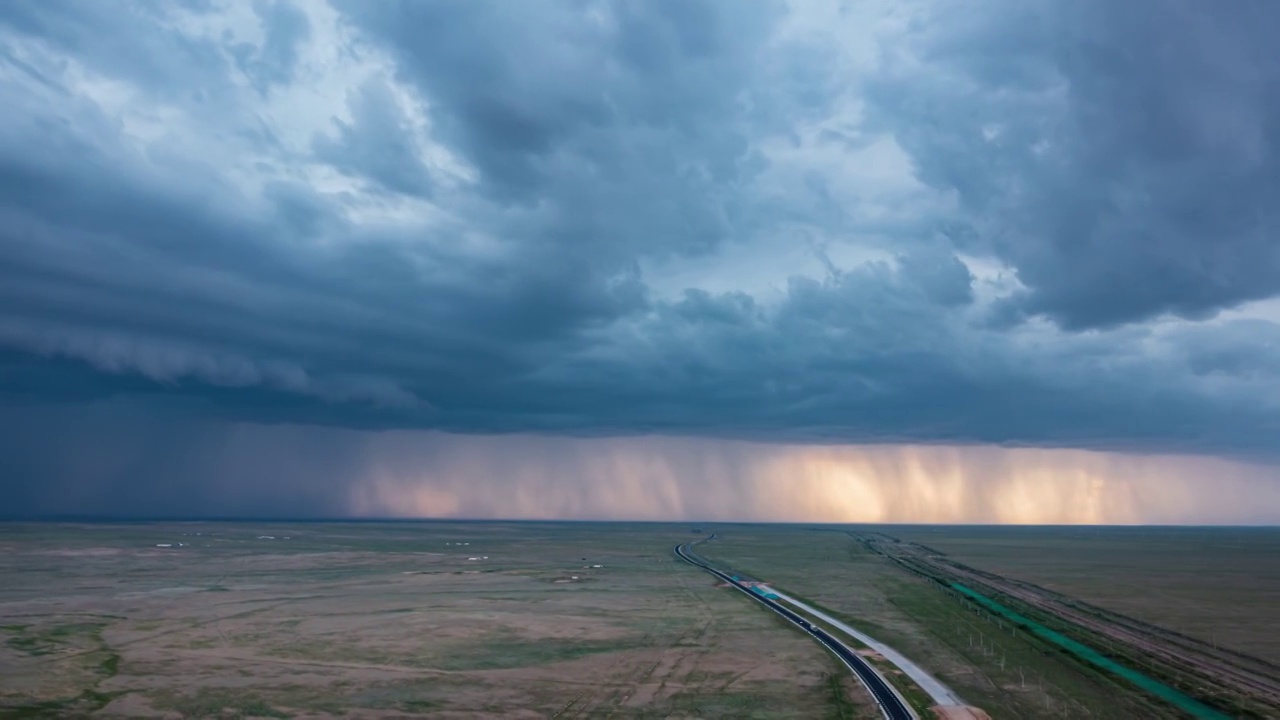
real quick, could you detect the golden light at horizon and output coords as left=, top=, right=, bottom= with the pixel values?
left=347, top=436, right=1280, bottom=524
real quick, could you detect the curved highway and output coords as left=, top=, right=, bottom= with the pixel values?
left=674, top=539, right=914, bottom=720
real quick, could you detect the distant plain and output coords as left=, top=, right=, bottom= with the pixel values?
left=1, top=521, right=1275, bottom=719
left=698, top=526, right=1192, bottom=719
left=885, top=525, right=1280, bottom=664
left=0, top=522, right=860, bottom=719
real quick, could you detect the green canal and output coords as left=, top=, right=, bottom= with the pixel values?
left=950, top=583, right=1230, bottom=720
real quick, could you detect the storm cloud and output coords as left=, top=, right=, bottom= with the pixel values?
left=6, top=402, right=1279, bottom=524
left=2, top=0, right=1280, bottom=517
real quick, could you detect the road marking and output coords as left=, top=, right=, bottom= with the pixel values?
left=767, top=587, right=965, bottom=708
left=675, top=540, right=915, bottom=720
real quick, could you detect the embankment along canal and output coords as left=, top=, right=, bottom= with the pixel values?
left=951, top=583, right=1229, bottom=720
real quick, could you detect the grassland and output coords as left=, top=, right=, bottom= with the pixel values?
left=696, top=525, right=1195, bottom=719
left=0, top=522, right=871, bottom=719
left=884, top=526, right=1280, bottom=664
left=2, top=522, right=1270, bottom=719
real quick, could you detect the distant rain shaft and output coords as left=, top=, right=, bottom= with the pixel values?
left=348, top=435, right=1280, bottom=524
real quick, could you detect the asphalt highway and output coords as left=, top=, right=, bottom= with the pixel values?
left=674, top=539, right=914, bottom=720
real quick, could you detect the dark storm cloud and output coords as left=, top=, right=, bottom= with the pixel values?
left=6, top=401, right=1278, bottom=523
left=0, top=0, right=233, bottom=99
left=870, top=0, right=1280, bottom=328
left=232, top=0, right=311, bottom=92
left=535, top=261, right=1273, bottom=454
left=313, top=80, right=434, bottom=197
left=338, top=0, right=777, bottom=204
left=334, top=0, right=778, bottom=276
left=0, top=0, right=1279, bottom=472
left=0, top=401, right=361, bottom=517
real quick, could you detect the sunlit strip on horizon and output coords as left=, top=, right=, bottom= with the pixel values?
left=347, top=436, right=1280, bottom=524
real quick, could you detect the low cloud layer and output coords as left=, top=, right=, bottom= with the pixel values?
left=4, top=404, right=1277, bottom=524
left=2, top=1, right=1280, bottom=517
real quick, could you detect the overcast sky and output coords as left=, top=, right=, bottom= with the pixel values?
left=3, top=0, right=1280, bottom=520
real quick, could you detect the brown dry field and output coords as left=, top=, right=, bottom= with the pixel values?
left=4, top=522, right=1268, bottom=720
left=883, top=525, right=1280, bottom=665
left=0, top=522, right=872, bottom=719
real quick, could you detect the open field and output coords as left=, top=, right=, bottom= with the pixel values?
left=883, top=526, right=1280, bottom=664
left=875, top=526, right=1280, bottom=717
left=0, top=522, right=868, bottom=719
left=695, top=526, right=1189, bottom=720
left=2, top=522, right=1273, bottom=719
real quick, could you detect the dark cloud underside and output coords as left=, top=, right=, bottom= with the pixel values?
left=0, top=0, right=1278, bottom=470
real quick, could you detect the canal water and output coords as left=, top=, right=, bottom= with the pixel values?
left=951, top=583, right=1230, bottom=720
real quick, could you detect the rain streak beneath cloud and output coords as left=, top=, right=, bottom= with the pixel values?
left=2, top=0, right=1280, bottom=521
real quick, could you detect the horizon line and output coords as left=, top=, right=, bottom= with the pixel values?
left=1, top=515, right=1277, bottom=528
